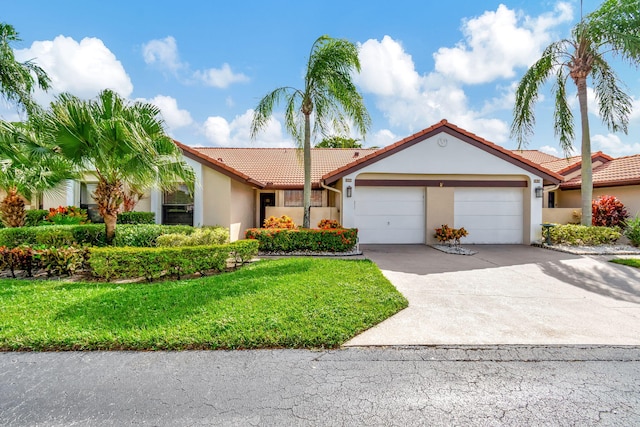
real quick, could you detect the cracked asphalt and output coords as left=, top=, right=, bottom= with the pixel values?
left=2, top=346, right=639, bottom=426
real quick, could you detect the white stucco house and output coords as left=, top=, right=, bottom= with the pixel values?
left=52, top=120, right=563, bottom=244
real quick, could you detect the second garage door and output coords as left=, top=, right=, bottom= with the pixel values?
left=355, top=187, right=425, bottom=244
left=454, top=188, right=523, bottom=244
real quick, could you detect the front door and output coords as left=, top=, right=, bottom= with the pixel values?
left=259, top=193, right=276, bottom=228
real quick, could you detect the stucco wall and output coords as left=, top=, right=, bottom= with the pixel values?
left=558, top=185, right=640, bottom=218
left=201, top=166, right=231, bottom=228
left=229, top=179, right=255, bottom=241
left=425, top=187, right=454, bottom=245
left=543, top=208, right=581, bottom=224
left=265, top=207, right=339, bottom=228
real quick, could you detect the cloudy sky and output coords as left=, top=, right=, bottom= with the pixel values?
left=3, top=0, right=640, bottom=157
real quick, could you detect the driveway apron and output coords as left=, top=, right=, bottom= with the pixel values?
left=346, top=245, right=640, bottom=346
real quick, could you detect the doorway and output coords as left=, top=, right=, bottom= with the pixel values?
left=259, top=193, right=276, bottom=228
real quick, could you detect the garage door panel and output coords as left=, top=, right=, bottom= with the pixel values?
left=454, top=188, right=523, bottom=244
left=355, top=187, right=425, bottom=244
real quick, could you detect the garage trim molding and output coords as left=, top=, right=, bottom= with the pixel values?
left=355, top=179, right=528, bottom=188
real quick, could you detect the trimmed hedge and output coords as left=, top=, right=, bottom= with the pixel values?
left=625, top=216, right=640, bottom=247
left=25, top=210, right=49, bottom=227
left=245, top=228, right=358, bottom=252
left=88, top=240, right=259, bottom=281
left=0, top=224, right=197, bottom=248
left=156, top=226, right=229, bottom=246
left=117, top=211, right=155, bottom=224
left=548, top=224, right=621, bottom=245
left=0, top=246, right=88, bottom=278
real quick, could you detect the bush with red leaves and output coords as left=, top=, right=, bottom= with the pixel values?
left=592, top=195, right=629, bottom=227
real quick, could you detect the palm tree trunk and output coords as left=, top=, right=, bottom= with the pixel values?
left=104, top=213, right=117, bottom=245
left=303, top=113, right=312, bottom=229
left=576, top=77, right=593, bottom=226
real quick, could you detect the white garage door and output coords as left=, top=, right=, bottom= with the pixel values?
left=355, top=187, right=425, bottom=244
left=454, top=188, right=523, bottom=244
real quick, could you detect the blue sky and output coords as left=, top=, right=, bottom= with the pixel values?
left=3, top=0, right=640, bottom=157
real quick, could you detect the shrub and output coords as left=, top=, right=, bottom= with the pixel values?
left=624, top=216, right=640, bottom=247
left=263, top=215, right=296, bottom=229
left=46, top=206, right=89, bottom=225
left=548, top=224, right=621, bottom=245
left=592, top=195, right=629, bottom=227
left=113, top=224, right=194, bottom=247
left=156, top=227, right=229, bottom=247
left=36, top=247, right=89, bottom=277
left=117, top=211, right=155, bottom=224
left=88, top=244, right=239, bottom=281
left=0, top=224, right=107, bottom=248
left=24, top=210, right=49, bottom=227
left=318, top=219, right=341, bottom=229
left=35, top=227, right=76, bottom=247
left=434, top=224, right=468, bottom=247
left=0, top=246, right=36, bottom=277
left=245, top=228, right=358, bottom=253
left=0, top=227, right=37, bottom=248
left=228, top=240, right=259, bottom=266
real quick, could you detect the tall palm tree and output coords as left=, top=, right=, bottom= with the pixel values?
left=46, top=89, right=195, bottom=243
left=511, top=0, right=640, bottom=226
left=0, top=23, right=50, bottom=115
left=251, top=35, right=371, bottom=228
left=0, top=119, right=74, bottom=227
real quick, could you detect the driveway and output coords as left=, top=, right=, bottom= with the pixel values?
left=345, top=245, right=640, bottom=346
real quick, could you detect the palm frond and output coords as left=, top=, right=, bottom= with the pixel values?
left=551, top=69, right=575, bottom=155
left=591, top=56, right=632, bottom=133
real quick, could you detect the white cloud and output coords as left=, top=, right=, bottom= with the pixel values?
left=433, top=2, right=573, bottom=84
left=15, top=35, right=133, bottom=101
left=142, top=36, right=183, bottom=73
left=539, top=145, right=560, bottom=156
left=592, top=133, right=640, bottom=157
left=365, top=129, right=397, bottom=148
left=202, top=109, right=293, bottom=148
left=142, top=95, right=193, bottom=130
left=193, top=63, right=249, bottom=89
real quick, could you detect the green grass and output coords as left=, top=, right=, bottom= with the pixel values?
left=0, top=258, right=407, bottom=351
left=610, top=258, right=640, bottom=269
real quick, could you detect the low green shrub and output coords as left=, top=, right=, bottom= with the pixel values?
left=117, top=211, right=155, bottom=224
left=36, top=247, right=88, bottom=277
left=624, top=216, right=640, bottom=247
left=24, top=210, right=49, bottom=227
left=35, top=227, right=76, bottom=247
left=88, top=244, right=235, bottom=281
left=0, top=224, right=107, bottom=248
left=156, top=227, right=229, bottom=247
left=113, top=224, right=194, bottom=247
left=228, top=240, right=259, bottom=266
left=245, top=228, right=358, bottom=252
left=548, top=224, right=621, bottom=245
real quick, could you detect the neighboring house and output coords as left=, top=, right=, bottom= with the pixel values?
left=514, top=150, right=640, bottom=221
left=49, top=120, right=563, bottom=244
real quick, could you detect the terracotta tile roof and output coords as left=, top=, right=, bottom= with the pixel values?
left=560, top=154, right=640, bottom=189
left=511, top=150, right=560, bottom=164
left=191, top=147, right=377, bottom=188
left=539, top=156, right=582, bottom=173
left=323, top=120, right=563, bottom=184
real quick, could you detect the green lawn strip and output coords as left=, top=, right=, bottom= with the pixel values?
left=0, top=258, right=407, bottom=351
left=610, top=258, right=640, bottom=269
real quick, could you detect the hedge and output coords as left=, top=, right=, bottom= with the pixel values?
left=245, top=228, right=358, bottom=253
left=547, top=224, right=621, bottom=245
left=0, top=246, right=88, bottom=278
left=88, top=240, right=259, bottom=281
left=117, top=211, right=156, bottom=224
left=0, top=224, right=197, bottom=248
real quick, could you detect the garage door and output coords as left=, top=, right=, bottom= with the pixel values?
left=355, top=187, right=425, bottom=244
left=454, top=188, right=523, bottom=244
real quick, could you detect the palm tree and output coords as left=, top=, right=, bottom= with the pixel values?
left=45, top=89, right=195, bottom=244
left=0, top=119, right=74, bottom=227
left=511, top=0, right=640, bottom=226
left=251, top=35, right=371, bottom=228
left=0, top=23, right=50, bottom=114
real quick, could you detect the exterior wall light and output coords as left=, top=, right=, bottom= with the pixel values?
left=535, top=186, right=544, bottom=198
left=346, top=186, right=352, bottom=198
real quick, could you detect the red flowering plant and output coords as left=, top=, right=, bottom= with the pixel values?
left=263, top=215, right=296, bottom=229
left=317, top=219, right=341, bottom=229
left=46, top=206, right=89, bottom=225
left=434, top=224, right=468, bottom=247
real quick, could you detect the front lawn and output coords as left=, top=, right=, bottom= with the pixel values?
left=610, top=258, right=640, bottom=269
left=0, top=258, right=407, bottom=351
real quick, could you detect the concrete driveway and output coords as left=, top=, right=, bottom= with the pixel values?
left=345, top=245, right=640, bottom=346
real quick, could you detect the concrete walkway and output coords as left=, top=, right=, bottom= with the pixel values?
left=345, top=245, right=640, bottom=346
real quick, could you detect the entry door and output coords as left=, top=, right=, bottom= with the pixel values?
left=355, top=187, right=425, bottom=244
left=259, top=193, right=275, bottom=228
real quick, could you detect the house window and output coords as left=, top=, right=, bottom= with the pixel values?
left=163, top=184, right=194, bottom=225
left=283, top=190, right=323, bottom=207
left=80, top=182, right=102, bottom=223
left=547, top=191, right=555, bottom=208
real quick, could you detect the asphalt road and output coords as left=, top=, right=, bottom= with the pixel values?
left=2, top=346, right=639, bottom=426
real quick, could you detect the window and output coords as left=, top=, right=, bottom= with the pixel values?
left=547, top=191, right=555, bottom=208
left=164, top=184, right=193, bottom=205
left=163, top=184, right=194, bottom=225
left=283, top=190, right=323, bottom=207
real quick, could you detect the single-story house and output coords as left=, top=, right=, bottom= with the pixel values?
left=514, top=150, right=640, bottom=222
left=49, top=120, right=565, bottom=244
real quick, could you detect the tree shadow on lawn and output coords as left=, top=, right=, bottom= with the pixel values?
left=53, top=260, right=314, bottom=340
left=539, top=259, right=640, bottom=304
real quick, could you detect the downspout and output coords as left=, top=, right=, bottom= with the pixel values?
left=320, top=181, right=342, bottom=225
